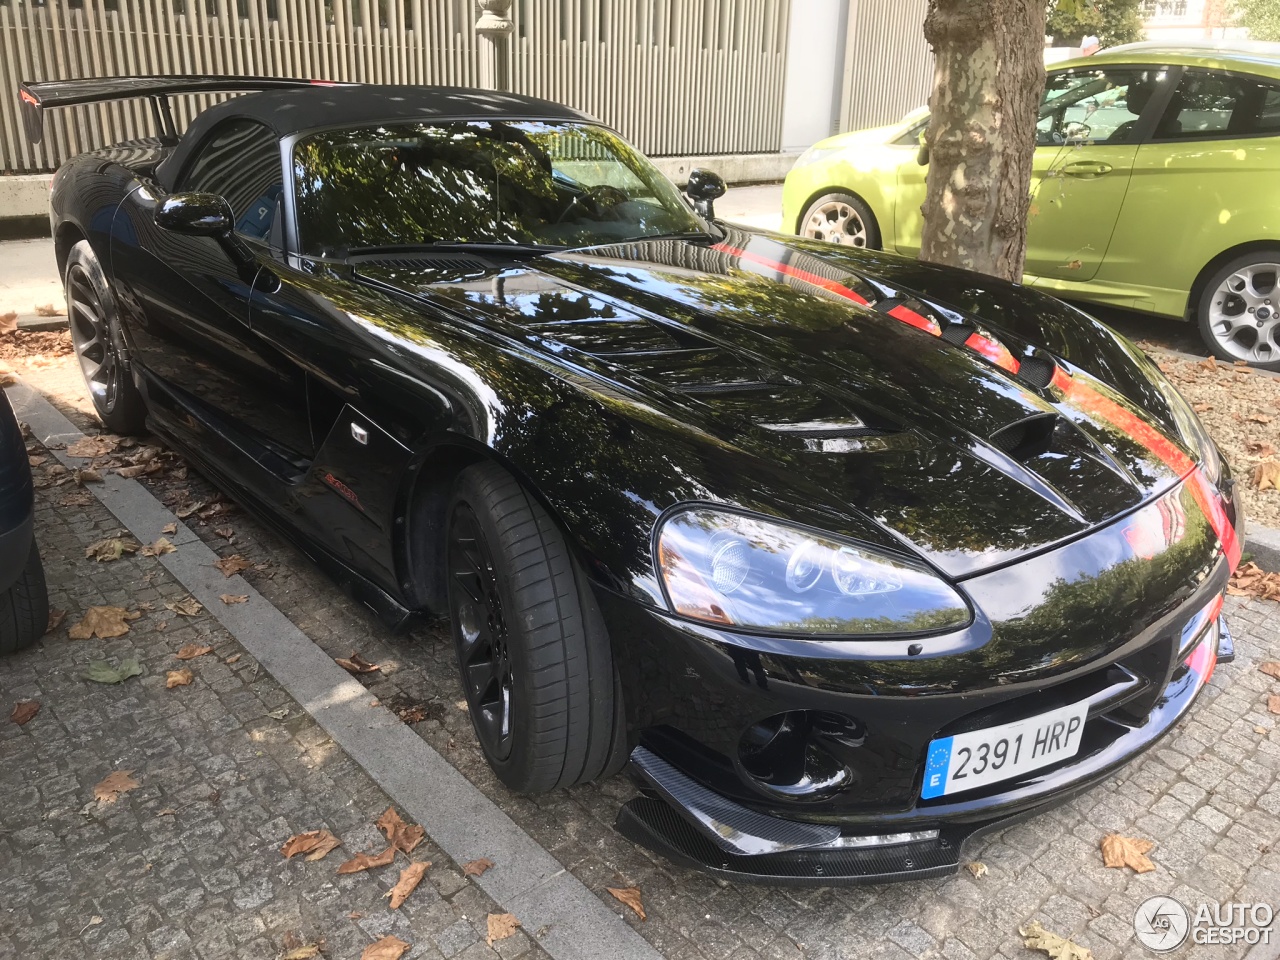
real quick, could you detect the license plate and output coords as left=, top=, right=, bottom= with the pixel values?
left=921, top=701, right=1088, bottom=799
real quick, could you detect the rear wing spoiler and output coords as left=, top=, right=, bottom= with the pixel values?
left=18, top=75, right=335, bottom=144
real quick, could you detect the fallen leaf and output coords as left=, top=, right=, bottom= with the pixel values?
left=281, top=948, right=321, bottom=960
left=219, top=594, right=248, bottom=605
left=34, top=303, right=63, bottom=317
left=1248, top=441, right=1277, bottom=458
left=486, top=913, right=521, bottom=946
left=1249, top=414, right=1274, bottom=425
left=165, top=668, right=194, bottom=688
left=1256, top=725, right=1269, bottom=735
left=94, top=770, right=140, bottom=803
left=139, top=537, right=176, bottom=557
left=1260, top=662, right=1280, bottom=681
left=1269, top=695, right=1280, bottom=715
left=66, top=435, right=119, bottom=458
left=69, top=606, right=141, bottom=639
left=361, top=936, right=410, bottom=960
left=215, top=526, right=235, bottom=540
left=1100, top=833, right=1155, bottom=873
left=1229, top=562, right=1280, bottom=602
left=607, top=886, right=646, bottom=921
left=225, top=654, right=242, bottom=664
left=28, top=454, right=47, bottom=467
left=1254, top=461, right=1280, bottom=492
left=214, top=555, right=250, bottom=577
left=1199, top=355, right=1219, bottom=372
left=267, top=707, right=291, bottom=720
left=162, top=523, right=177, bottom=535
left=966, top=861, right=988, bottom=879
left=10, top=700, right=39, bottom=725
left=175, top=643, right=214, bottom=660
left=1020, top=921, right=1092, bottom=960
left=45, top=608, right=66, bottom=634
left=73, top=468, right=103, bottom=486
left=82, top=658, right=143, bottom=684
left=385, top=861, right=430, bottom=908
left=158, top=808, right=177, bottom=816
left=336, top=652, right=381, bottom=674
left=175, top=500, right=205, bottom=519
left=463, top=857, right=495, bottom=877
left=376, top=807, right=425, bottom=854
left=115, top=463, right=159, bottom=479
left=337, top=846, right=396, bottom=874
left=165, top=597, right=204, bottom=617
left=396, top=705, right=428, bottom=724
left=280, top=829, right=341, bottom=861
left=0, top=311, right=16, bottom=334
left=85, top=537, right=140, bottom=562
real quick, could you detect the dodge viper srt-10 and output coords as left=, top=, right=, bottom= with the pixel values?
left=21, top=75, right=1241, bottom=884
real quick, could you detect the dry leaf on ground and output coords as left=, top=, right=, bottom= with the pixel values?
left=361, top=936, right=410, bottom=960
left=1260, top=662, right=1280, bottom=682
left=1100, top=833, right=1156, bottom=873
left=85, top=537, right=140, bottom=562
left=486, top=914, right=521, bottom=946
left=73, top=468, right=102, bottom=486
left=219, top=593, right=248, bottom=605
left=225, top=654, right=241, bottom=664
left=214, top=555, right=251, bottom=577
left=69, top=606, right=141, bottom=639
left=1228, top=562, right=1280, bottom=601
left=94, top=770, right=140, bottom=803
left=66, top=435, right=119, bottom=458
left=463, top=857, right=495, bottom=877
left=376, top=806, right=425, bottom=854
left=140, top=537, right=176, bottom=557
left=175, top=643, right=214, bottom=660
left=280, top=947, right=321, bottom=960
left=336, top=652, right=381, bottom=674
left=165, top=668, right=194, bottom=689
left=45, top=608, right=65, bottom=634
left=166, top=597, right=204, bottom=617
left=1256, top=461, right=1280, bottom=491
left=0, top=311, right=17, bottom=334
left=34, top=303, right=63, bottom=317
left=607, top=886, right=647, bottom=921
left=161, top=522, right=177, bottom=535
left=280, top=829, right=341, bottom=861
left=10, top=700, right=39, bottom=725
left=1269, top=695, right=1280, bottom=715
left=1020, top=921, right=1093, bottom=960
left=966, top=861, right=988, bottom=879
left=385, top=861, right=430, bottom=908
left=337, top=846, right=396, bottom=874
left=83, top=658, right=143, bottom=684
left=215, top=526, right=235, bottom=540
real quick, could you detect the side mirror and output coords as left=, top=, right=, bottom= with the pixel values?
left=155, top=193, right=234, bottom=237
left=685, top=168, right=727, bottom=219
left=916, top=130, right=929, bottom=166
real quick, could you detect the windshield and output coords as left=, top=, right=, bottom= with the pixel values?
left=292, top=120, right=707, bottom=256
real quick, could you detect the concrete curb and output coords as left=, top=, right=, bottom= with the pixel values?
left=1246, top=520, right=1280, bottom=571
left=5, top=380, right=663, bottom=960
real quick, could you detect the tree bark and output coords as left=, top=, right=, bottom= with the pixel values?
left=919, top=0, right=1046, bottom=283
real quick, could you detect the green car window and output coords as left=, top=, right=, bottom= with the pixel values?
left=291, top=120, right=705, bottom=256
left=1154, top=70, right=1280, bottom=140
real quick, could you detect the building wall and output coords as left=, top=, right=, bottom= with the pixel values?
left=838, top=0, right=934, bottom=134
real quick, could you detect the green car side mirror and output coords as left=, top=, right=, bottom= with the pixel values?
left=916, top=130, right=929, bottom=166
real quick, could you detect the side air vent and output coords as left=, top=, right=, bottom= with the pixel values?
left=940, top=323, right=974, bottom=346
left=1018, top=355, right=1056, bottom=389
left=990, top=413, right=1058, bottom=461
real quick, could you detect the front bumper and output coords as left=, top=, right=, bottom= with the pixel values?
left=617, top=614, right=1230, bottom=885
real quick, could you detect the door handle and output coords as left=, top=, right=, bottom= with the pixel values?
left=1062, top=161, right=1113, bottom=179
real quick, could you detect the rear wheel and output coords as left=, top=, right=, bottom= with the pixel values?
left=446, top=462, right=625, bottom=793
left=799, top=192, right=880, bottom=249
left=0, top=541, right=49, bottom=656
left=65, top=240, right=147, bottom=434
left=1196, top=249, right=1280, bottom=370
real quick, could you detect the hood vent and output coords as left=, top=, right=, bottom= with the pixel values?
left=1017, top=355, right=1056, bottom=389
left=990, top=413, right=1058, bottom=461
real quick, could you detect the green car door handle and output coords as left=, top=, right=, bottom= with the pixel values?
left=1062, top=161, right=1113, bottom=179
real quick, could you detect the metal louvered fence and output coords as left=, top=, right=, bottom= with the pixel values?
left=0, top=0, right=794, bottom=174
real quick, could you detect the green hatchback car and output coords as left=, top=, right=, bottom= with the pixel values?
left=782, top=41, right=1280, bottom=367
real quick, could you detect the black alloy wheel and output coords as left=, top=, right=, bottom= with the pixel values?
left=448, top=502, right=515, bottom=762
left=67, top=261, right=124, bottom=415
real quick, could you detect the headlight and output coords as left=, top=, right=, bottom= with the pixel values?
left=655, top=507, right=971, bottom=636
left=791, top=145, right=843, bottom=172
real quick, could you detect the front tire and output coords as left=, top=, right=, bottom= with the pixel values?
left=446, top=462, right=624, bottom=793
left=0, top=541, right=49, bottom=656
left=65, top=240, right=148, bottom=434
left=799, top=192, right=881, bottom=249
left=1196, top=249, right=1280, bottom=370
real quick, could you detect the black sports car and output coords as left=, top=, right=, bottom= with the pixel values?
left=23, top=76, right=1242, bottom=884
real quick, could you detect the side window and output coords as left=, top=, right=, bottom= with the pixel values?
left=1036, top=68, right=1167, bottom=145
left=1155, top=70, right=1280, bottom=140
left=179, top=119, right=283, bottom=243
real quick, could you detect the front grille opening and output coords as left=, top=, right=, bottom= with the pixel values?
left=990, top=414, right=1058, bottom=461
left=1018, top=355, right=1056, bottom=389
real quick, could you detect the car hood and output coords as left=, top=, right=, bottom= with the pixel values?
left=353, top=229, right=1206, bottom=578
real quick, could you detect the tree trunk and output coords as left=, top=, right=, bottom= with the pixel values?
left=919, top=0, right=1046, bottom=283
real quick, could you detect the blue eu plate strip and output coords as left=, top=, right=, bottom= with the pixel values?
left=921, top=737, right=954, bottom=799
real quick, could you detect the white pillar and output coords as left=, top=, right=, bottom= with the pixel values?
left=475, top=0, right=513, bottom=91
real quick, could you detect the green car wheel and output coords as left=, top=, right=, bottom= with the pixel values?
left=1197, top=249, right=1280, bottom=371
